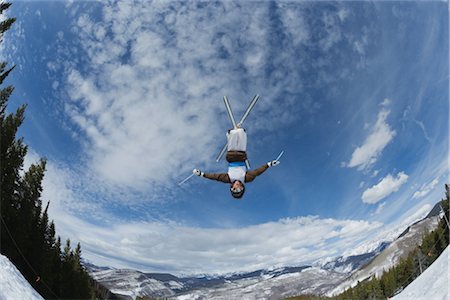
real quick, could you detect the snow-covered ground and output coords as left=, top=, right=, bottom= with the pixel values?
left=0, top=254, right=43, bottom=300
left=392, top=246, right=449, bottom=300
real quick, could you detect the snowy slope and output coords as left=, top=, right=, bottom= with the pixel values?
left=327, top=216, right=440, bottom=296
left=0, top=254, right=43, bottom=300
left=392, top=246, right=449, bottom=300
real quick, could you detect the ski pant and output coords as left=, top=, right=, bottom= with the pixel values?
left=227, top=128, right=247, bottom=152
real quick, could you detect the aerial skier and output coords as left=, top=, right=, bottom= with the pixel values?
left=193, top=126, right=281, bottom=198
left=181, top=95, right=283, bottom=199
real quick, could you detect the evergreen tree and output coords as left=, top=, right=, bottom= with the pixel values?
left=60, top=239, right=75, bottom=298
left=73, top=242, right=92, bottom=299
left=17, top=160, right=47, bottom=284
left=59, top=239, right=92, bottom=299
left=50, top=236, right=63, bottom=296
left=0, top=0, right=24, bottom=267
left=0, top=4, right=93, bottom=299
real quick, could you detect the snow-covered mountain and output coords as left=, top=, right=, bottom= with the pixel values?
left=0, top=254, right=43, bottom=300
left=88, top=265, right=348, bottom=300
left=0, top=205, right=443, bottom=300
left=173, top=267, right=347, bottom=300
left=86, top=238, right=389, bottom=299
left=316, top=241, right=390, bottom=274
left=392, top=246, right=448, bottom=300
left=87, top=209, right=443, bottom=300
left=326, top=215, right=441, bottom=296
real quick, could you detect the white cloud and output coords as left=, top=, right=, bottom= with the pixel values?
left=413, top=178, right=439, bottom=199
left=58, top=2, right=316, bottom=189
left=346, top=107, right=396, bottom=170
left=28, top=150, right=386, bottom=274
left=27, top=1, right=410, bottom=275
left=56, top=208, right=385, bottom=274
left=362, top=172, right=409, bottom=204
left=320, top=11, right=342, bottom=51
left=413, top=119, right=433, bottom=144
left=399, top=203, right=433, bottom=228
left=381, top=98, right=390, bottom=107
left=344, top=203, right=432, bottom=257
left=337, top=8, right=349, bottom=22
left=79, top=217, right=383, bottom=274
left=374, top=202, right=386, bottom=215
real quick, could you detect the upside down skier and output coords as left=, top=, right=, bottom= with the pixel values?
left=193, top=127, right=280, bottom=199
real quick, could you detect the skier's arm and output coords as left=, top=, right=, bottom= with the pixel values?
left=245, top=164, right=269, bottom=183
left=193, top=169, right=230, bottom=183
left=203, top=172, right=231, bottom=183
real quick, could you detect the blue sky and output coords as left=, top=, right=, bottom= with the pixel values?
left=3, top=1, right=448, bottom=274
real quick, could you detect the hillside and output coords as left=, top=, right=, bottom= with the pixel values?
left=0, top=253, right=43, bottom=300
left=326, top=215, right=441, bottom=296
left=392, top=246, right=448, bottom=300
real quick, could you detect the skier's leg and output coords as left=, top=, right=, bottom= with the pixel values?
left=227, top=128, right=247, bottom=152
left=216, top=95, right=259, bottom=162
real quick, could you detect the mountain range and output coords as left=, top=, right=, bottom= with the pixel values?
left=85, top=203, right=443, bottom=300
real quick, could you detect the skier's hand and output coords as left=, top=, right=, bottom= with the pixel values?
left=267, top=160, right=280, bottom=167
left=193, top=169, right=204, bottom=176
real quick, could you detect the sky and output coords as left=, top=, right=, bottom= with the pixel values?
left=2, top=1, right=449, bottom=275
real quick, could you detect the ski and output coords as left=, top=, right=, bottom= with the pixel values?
left=237, top=94, right=259, bottom=127
left=223, top=96, right=238, bottom=129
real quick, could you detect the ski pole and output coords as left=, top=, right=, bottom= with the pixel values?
left=178, top=173, right=195, bottom=186
left=276, top=150, right=284, bottom=161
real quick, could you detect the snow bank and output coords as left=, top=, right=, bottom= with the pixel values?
left=0, top=254, right=43, bottom=300
left=392, top=246, right=449, bottom=300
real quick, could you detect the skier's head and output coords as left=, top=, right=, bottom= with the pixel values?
left=230, top=180, right=245, bottom=199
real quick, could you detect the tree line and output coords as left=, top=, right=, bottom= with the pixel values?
left=287, top=184, right=449, bottom=300
left=0, top=3, right=92, bottom=299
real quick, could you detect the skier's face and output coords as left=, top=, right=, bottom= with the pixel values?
left=231, top=180, right=243, bottom=190
left=230, top=180, right=245, bottom=198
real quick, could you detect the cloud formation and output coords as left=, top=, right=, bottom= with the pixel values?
left=362, top=172, right=409, bottom=204
left=62, top=2, right=310, bottom=188
left=344, top=203, right=432, bottom=257
left=16, top=1, right=425, bottom=274
left=77, top=216, right=384, bottom=274
left=413, top=178, right=439, bottom=199
left=26, top=149, right=387, bottom=274
left=346, top=106, right=396, bottom=171
left=55, top=1, right=372, bottom=190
